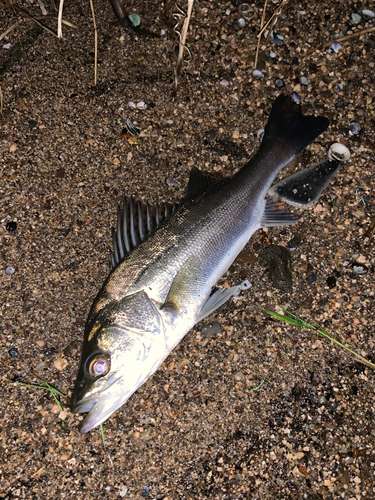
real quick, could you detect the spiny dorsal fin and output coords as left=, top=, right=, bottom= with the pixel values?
left=110, top=197, right=178, bottom=270
left=183, top=167, right=220, bottom=202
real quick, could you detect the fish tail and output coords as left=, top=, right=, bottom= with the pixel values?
left=259, top=94, right=329, bottom=158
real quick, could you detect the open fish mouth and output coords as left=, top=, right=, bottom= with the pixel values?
left=75, top=393, right=126, bottom=433
left=72, top=375, right=127, bottom=433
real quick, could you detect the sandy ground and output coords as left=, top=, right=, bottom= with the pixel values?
left=1, top=0, right=374, bottom=498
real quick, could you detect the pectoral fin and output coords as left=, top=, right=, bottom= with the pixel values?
left=196, top=280, right=251, bottom=323
left=161, top=257, right=203, bottom=316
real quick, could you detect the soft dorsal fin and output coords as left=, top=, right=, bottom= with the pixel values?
left=111, top=197, right=178, bottom=270
left=183, top=167, right=220, bottom=202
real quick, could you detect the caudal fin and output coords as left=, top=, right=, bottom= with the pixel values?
left=259, top=95, right=329, bottom=157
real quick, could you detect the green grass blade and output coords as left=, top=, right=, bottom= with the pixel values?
left=17, top=377, right=66, bottom=411
left=261, top=305, right=375, bottom=369
left=100, top=424, right=106, bottom=449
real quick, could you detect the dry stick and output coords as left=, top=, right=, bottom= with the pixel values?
left=57, top=0, right=64, bottom=37
left=88, top=0, right=98, bottom=86
left=304, top=25, right=375, bottom=56
left=173, top=0, right=194, bottom=97
left=0, top=87, right=3, bottom=115
left=14, top=5, right=59, bottom=38
left=258, top=0, right=287, bottom=39
left=254, top=0, right=268, bottom=69
left=0, top=20, right=22, bottom=41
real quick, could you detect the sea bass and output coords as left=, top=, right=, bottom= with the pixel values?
left=71, top=95, right=329, bottom=433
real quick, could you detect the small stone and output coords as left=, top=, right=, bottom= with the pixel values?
left=362, top=9, right=375, bottom=20
left=220, top=79, right=229, bottom=86
left=54, top=357, right=68, bottom=371
left=119, top=486, right=128, bottom=497
left=142, top=486, right=149, bottom=497
left=351, top=13, right=362, bottom=24
left=326, top=276, right=336, bottom=288
left=201, top=321, right=222, bottom=338
left=349, top=121, right=361, bottom=135
left=136, top=102, right=147, bottom=110
left=252, top=69, right=263, bottom=80
left=9, top=347, right=19, bottom=358
left=299, top=76, right=309, bottom=86
left=232, top=130, right=240, bottom=139
left=275, top=78, right=284, bottom=88
left=5, top=266, right=15, bottom=275
left=234, top=371, right=244, bottom=381
left=236, top=18, right=246, bottom=28
left=6, top=221, right=17, bottom=234
left=291, top=92, right=301, bottom=103
left=166, top=177, right=177, bottom=186
left=307, top=273, right=317, bottom=285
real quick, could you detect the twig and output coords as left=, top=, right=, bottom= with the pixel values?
left=257, top=0, right=287, bottom=39
left=0, top=86, right=3, bottom=115
left=88, top=0, right=98, bottom=86
left=255, top=0, right=288, bottom=68
left=0, top=20, right=22, bottom=41
left=14, top=5, right=59, bottom=38
left=254, top=0, right=268, bottom=69
left=57, top=0, right=64, bottom=37
left=173, top=0, right=194, bottom=97
left=304, top=26, right=375, bottom=56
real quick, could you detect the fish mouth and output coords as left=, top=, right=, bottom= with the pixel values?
left=72, top=375, right=127, bottom=433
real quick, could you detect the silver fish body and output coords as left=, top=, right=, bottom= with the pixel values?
left=71, top=95, right=329, bottom=433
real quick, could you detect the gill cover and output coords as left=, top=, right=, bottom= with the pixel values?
left=71, top=290, right=166, bottom=425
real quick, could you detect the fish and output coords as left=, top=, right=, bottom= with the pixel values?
left=71, top=94, right=330, bottom=433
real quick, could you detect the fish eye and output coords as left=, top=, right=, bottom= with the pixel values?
left=88, top=354, right=111, bottom=378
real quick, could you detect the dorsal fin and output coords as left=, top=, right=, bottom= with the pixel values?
left=183, top=167, right=220, bottom=202
left=110, top=197, right=178, bottom=270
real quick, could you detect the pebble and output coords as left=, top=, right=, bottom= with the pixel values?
left=54, top=357, right=68, bottom=371
left=220, top=79, right=229, bottom=86
left=362, top=9, right=375, bottom=20
left=275, top=78, right=284, bottom=88
left=234, top=371, right=244, bottom=381
left=351, top=13, right=362, bottom=24
left=119, top=485, right=128, bottom=497
left=201, top=321, right=223, bottom=338
left=291, top=92, right=301, bottom=103
left=142, top=486, right=149, bottom=497
left=6, top=221, right=17, bottom=234
left=9, top=347, right=18, bottom=358
left=166, top=177, right=177, bottom=186
left=236, top=18, right=246, bottom=29
left=232, top=130, right=240, bottom=139
left=326, top=276, right=336, bottom=288
left=5, top=266, right=15, bottom=275
left=136, top=102, right=147, bottom=110
left=299, top=76, right=310, bottom=86
left=269, top=51, right=277, bottom=58
left=307, top=273, right=317, bottom=285
left=260, top=245, right=292, bottom=292
left=252, top=69, right=263, bottom=80
left=349, top=121, right=361, bottom=135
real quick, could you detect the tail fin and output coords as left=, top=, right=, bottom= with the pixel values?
left=259, top=95, right=329, bottom=157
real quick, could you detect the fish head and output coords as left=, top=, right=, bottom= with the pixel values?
left=71, top=290, right=166, bottom=433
